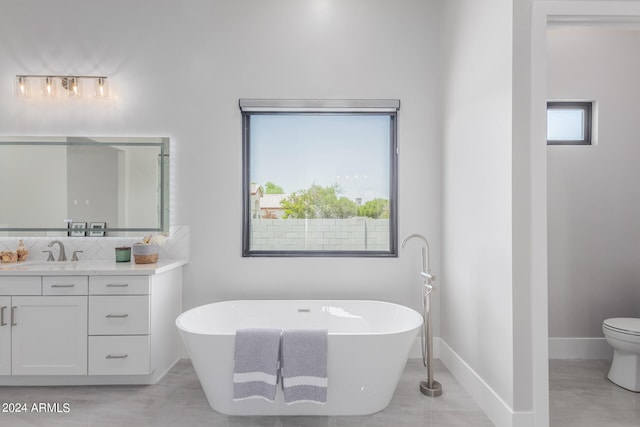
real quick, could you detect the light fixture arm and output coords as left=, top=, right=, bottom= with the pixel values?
left=16, top=74, right=108, bottom=80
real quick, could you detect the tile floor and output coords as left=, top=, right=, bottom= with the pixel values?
left=549, top=359, right=640, bottom=427
left=6, top=358, right=633, bottom=426
left=0, top=359, right=493, bottom=427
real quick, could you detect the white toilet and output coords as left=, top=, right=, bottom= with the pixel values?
left=602, top=317, right=640, bottom=392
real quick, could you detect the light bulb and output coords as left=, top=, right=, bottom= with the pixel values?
left=94, top=77, right=108, bottom=98
left=15, top=76, right=30, bottom=97
left=41, top=77, right=56, bottom=97
left=67, top=77, right=82, bottom=98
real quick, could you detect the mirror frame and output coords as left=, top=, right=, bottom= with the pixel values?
left=0, top=136, right=169, bottom=235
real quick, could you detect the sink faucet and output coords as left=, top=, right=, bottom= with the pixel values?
left=47, top=240, right=67, bottom=261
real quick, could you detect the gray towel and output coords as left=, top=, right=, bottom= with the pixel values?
left=281, top=329, right=328, bottom=404
left=233, top=328, right=282, bottom=402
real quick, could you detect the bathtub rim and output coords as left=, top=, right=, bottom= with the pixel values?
left=175, top=299, right=423, bottom=337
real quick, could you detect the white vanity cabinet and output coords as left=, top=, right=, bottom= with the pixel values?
left=0, top=260, right=184, bottom=386
left=0, top=276, right=88, bottom=376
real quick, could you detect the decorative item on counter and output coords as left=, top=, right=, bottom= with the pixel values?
left=132, top=243, right=158, bottom=264
left=16, top=240, right=28, bottom=262
left=89, top=222, right=106, bottom=237
left=132, top=233, right=167, bottom=264
left=0, top=251, right=18, bottom=263
left=144, top=234, right=167, bottom=246
left=115, top=246, right=131, bottom=262
left=70, top=222, right=87, bottom=237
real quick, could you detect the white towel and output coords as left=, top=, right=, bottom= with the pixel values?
left=281, top=329, right=328, bottom=404
left=233, top=328, right=282, bottom=402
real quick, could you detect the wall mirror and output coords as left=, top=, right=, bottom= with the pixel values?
left=0, top=136, right=169, bottom=237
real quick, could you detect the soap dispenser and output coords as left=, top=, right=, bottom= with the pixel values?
left=17, top=239, right=28, bottom=262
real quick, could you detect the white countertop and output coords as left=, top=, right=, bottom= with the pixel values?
left=0, top=259, right=188, bottom=276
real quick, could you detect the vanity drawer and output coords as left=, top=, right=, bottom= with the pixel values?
left=0, top=276, right=41, bottom=295
left=89, top=295, right=150, bottom=335
left=88, top=335, right=150, bottom=375
left=89, top=276, right=150, bottom=295
left=43, top=276, right=88, bottom=295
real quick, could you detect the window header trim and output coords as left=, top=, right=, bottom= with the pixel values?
left=239, top=99, right=400, bottom=113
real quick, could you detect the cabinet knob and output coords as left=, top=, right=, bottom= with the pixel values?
left=0, top=306, right=6, bottom=327
left=105, top=354, right=128, bottom=359
left=105, top=284, right=129, bottom=287
left=10, top=306, right=17, bottom=326
left=105, top=314, right=129, bottom=318
left=51, top=284, right=75, bottom=288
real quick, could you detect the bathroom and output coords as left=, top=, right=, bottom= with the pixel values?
left=1, top=1, right=638, bottom=427
left=546, top=25, right=640, bottom=425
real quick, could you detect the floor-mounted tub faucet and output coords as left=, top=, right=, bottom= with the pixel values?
left=48, top=240, right=67, bottom=261
left=401, top=232, right=442, bottom=397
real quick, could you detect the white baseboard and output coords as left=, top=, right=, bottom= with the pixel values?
left=548, top=337, right=612, bottom=360
left=439, top=338, right=535, bottom=427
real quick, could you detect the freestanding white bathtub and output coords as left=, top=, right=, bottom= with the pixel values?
left=176, top=300, right=422, bottom=416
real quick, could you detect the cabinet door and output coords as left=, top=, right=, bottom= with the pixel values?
left=0, top=297, right=10, bottom=375
left=11, top=296, right=87, bottom=375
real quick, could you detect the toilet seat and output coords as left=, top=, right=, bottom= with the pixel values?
left=603, top=318, right=640, bottom=337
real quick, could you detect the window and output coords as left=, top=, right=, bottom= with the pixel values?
left=547, top=101, right=593, bottom=145
left=240, top=99, right=399, bottom=257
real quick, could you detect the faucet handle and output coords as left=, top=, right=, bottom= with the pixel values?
left=420, top=271, right=436, bottom=281
left=42, top=250, right=55, bottom=262
left=71, top=251, right=83, bottom=262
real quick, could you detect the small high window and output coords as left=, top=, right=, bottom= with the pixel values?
left=547, top=101, right=593, bottom=145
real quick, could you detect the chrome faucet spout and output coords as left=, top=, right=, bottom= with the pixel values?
left=401, top=232, right=428, bottom=248
left=401, top=233, right=431, bottom=276
left=48, top=240, right=67, bottom=262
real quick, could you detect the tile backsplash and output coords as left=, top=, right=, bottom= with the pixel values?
left=0, top=225, right=189, bottom=261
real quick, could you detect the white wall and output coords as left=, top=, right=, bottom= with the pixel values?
left=441, top=0, right=522, bottom=424
left=0, top=0, right=441, bottom=327
left=547, top=29, right=640, bottom=339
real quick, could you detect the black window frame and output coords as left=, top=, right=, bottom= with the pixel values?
left=547, top=101, right=593, bottom=146
left=240, top=99, right=399, bottom=258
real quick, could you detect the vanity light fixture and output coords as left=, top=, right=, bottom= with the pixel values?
left=15, top=75, right=109, bottom=99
